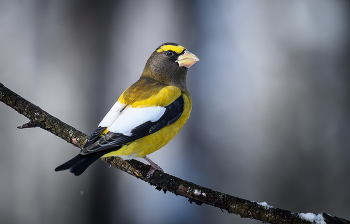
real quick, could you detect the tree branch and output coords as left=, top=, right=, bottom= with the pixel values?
left=1, top=82, right=348, bottom=224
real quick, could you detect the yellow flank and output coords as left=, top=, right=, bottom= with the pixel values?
left=157, top=44, right=185, bottom=54
left=100, top=128, right=108, bottom=136
left=101, top=93, right=192, bottom=158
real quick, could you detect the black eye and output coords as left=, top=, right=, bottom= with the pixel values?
left=166, top=51, right=173, bottom=56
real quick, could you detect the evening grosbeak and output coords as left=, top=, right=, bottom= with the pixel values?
left=55, top=43, right=199, bottom=177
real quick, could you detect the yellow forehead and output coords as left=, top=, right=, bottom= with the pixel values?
left=156, top=45, right=185, bottom=54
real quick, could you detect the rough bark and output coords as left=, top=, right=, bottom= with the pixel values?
left=1, top=82, right=348, bottom=224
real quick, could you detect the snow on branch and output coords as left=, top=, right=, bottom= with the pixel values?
left=0, top=82, right=348, bottom=224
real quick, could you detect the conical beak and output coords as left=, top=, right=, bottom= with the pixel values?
left=176, top=50, right=199, bottom=68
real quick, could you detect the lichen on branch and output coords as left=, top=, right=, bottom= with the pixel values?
left=1, top=82, right=348, bottom=224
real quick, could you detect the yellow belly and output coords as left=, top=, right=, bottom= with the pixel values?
left=101, top=93, right=192, bottom=159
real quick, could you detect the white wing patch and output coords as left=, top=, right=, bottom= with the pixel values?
left=98, top=101, right=126, bottom=127
left=107, top=106, right=166, bottom=136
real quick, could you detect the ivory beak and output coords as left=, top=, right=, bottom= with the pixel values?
left=176, top=50, right=199, bottom=68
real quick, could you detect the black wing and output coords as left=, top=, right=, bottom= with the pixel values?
left=80, top=95, right=184, bottom=155
left=82, top=126, right=107, bottom=148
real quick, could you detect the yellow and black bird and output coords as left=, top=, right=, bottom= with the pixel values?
left=55, top=42, right=199, bottom=177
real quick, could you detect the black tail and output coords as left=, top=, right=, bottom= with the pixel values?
left=55, top=151, right=108, bottom=176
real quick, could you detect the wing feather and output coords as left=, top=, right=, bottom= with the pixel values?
left=81, top=96, right=184, bottom=155
left=83, top=126, right=106, bottom=148
left=107, top=106, right=166, bottom=136
left=98, top=101, right=126, bottom=127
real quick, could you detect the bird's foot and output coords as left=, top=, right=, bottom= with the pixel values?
left=143, top=156, right=164, bottom=179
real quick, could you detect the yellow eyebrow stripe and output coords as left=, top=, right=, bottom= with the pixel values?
left=157, top=44, right=185, bottom=54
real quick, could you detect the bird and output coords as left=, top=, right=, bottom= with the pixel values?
left=55, top=42, right=199, bottom=177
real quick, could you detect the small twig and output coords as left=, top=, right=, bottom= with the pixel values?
left=1, top=82, right=349, bottom=224
left=17, top=120, right=43, bottom=129
left=0, top=83, right=87, bottom=148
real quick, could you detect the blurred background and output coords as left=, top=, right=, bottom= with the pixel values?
left=1, top=0, right=350, bottom=223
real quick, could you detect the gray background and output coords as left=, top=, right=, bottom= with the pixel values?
left=1, top=1, right=349, bottom=223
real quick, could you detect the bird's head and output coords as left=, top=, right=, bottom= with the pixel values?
left=142, top=43, right=199, bottom=90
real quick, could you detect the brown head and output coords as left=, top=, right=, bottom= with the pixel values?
left=142, top=42, right=199, bottom=91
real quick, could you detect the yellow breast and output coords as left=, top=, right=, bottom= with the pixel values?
left=101, top=93, right=192, bottom=158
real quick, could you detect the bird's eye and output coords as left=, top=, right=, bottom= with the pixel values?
left=166, top=51, right=173, bottom=56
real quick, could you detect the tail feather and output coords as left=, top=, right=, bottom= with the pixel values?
left=55, top=151, right=108, bottom=176
left=55, top=154, right=84, bottom=171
